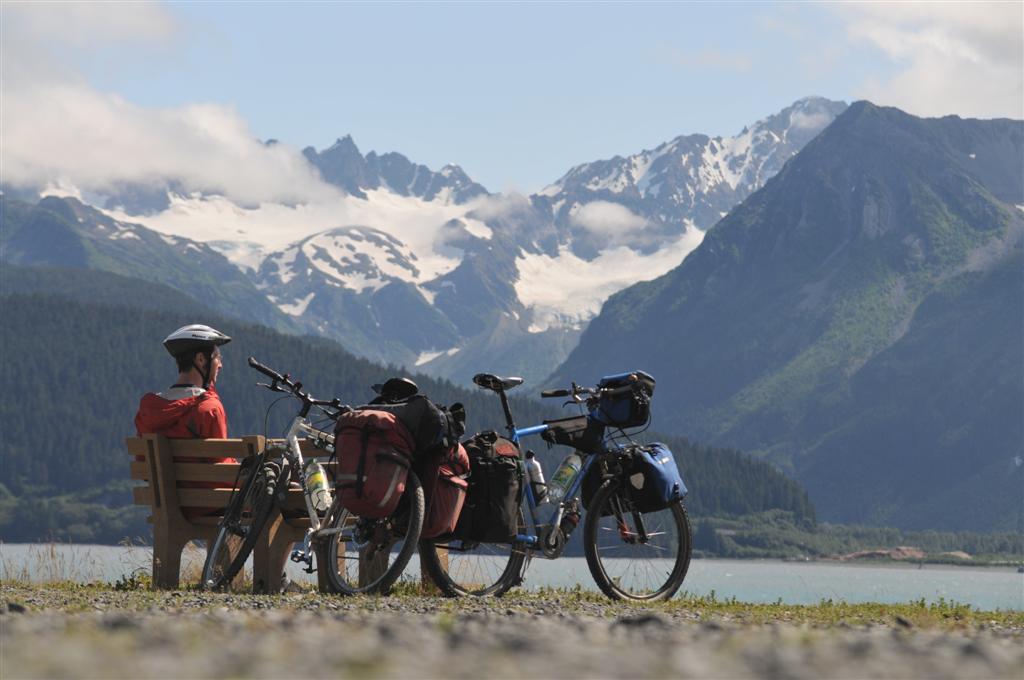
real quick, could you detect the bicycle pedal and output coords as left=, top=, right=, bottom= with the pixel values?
left=289, top=550, right=307, bottom=563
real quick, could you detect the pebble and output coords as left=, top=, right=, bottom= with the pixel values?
left=1, top=585, right=1021, bottom=680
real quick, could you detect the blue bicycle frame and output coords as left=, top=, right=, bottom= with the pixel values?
left=505, top=421, right=600, bottom=554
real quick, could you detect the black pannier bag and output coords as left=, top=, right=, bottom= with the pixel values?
left=451, top=431, right=522, bottom=543
left=589, top=371, right=656, bottom=429
left=361, top=394, right=465, bottom=459
left=540, top=415, right=606, bottom=455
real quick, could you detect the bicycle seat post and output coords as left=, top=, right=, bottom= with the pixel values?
left=497, top=388, right=517, bottom=439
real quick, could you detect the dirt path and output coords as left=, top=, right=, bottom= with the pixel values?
left=3, top=585, right=1022, bottom=679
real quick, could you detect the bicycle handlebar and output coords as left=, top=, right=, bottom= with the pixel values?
left=540, top=389, right=570, bottom=398
left=248, top=356, right=285, bottom=383
left=248, top=356, right=348, bottom=418
left=540, top=381, right=637, bottom=401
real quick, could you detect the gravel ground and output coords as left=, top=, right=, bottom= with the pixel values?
left=2, top=586, right=1023, bottom=679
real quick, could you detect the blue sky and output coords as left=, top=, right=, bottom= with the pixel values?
left=4, top=1, right=1022, bottom=196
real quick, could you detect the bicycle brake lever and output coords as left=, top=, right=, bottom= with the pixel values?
left=256, top=381, right=286, bottom=393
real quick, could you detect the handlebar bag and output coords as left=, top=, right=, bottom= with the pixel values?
left=625, top=443, right=686, bottom=513
left=334, top=409, right=415, bottom=518
left=590, top=371, right=656, bottom=429
left=540, top=416, right=606, bottom=455
left=420, top=443, right=470, bottom=539
left=451, top=431, right=523, bottom=543
left=361, top=395, right=465, bottom=459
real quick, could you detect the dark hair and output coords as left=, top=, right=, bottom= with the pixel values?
left=174, top=348, right=212, bottom=373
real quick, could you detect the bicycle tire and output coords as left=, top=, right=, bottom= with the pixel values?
left=418, top=507, right=528, bottom=597
left=201, top=458, right=282, bottom=591
left=316, top=470, right=424, bottom=595
left=583, top=479, right=692, bottom=602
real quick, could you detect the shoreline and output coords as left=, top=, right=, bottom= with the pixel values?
left=5, top=541, right=1020, bottom=569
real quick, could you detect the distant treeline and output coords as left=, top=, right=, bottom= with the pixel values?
left=0, top=266, right=816, bottom=542
left=693, top=511, right=1023, bottom=560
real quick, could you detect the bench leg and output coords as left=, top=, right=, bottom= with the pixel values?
left=252, top=513, right=296, bottom=594
left=421, top=546, right=446, bottom=594
left=358, top=544, right=389, bottom=587
left=152, top=529, right=187, bottom=590
left=316, top=541, right=335, bottom=592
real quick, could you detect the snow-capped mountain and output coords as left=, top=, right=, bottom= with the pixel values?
left=532, top=97, right=848, bottom=254
left=255, top=226, right=461, bottom=364
left=302, top=135, right=488, bottom=204
left=8, top=97, right=847, bottom=385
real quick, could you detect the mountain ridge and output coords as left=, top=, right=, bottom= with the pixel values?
left=4, top=97, right=847, bottom=384
left=550, top=101, right=1024, bottom=530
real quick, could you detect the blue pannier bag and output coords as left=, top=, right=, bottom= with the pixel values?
left=626, top=443, right=686, bottom=512
left=590, top=371, right=656, bottom=429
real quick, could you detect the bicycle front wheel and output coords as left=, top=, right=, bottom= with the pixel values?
left=583, top=480, right=692, bottom=602
left=419, top=508, right=527, bottom=597
left=201, top=458, right=282, bottom=591
left=316, top=471, right=424, bottom=595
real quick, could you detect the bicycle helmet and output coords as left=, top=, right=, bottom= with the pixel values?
left=163, top=324, right=231, bottom=388
left=163, top=324, right=232, bottom=358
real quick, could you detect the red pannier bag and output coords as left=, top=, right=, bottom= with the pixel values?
left=334, top=409, right=416, bottom=518
left=421, top=443, right=470, bottom=539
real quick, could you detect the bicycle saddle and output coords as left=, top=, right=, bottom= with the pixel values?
left=473, top=373, right=524, bottom=392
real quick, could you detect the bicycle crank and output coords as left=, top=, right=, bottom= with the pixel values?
left=539, top=525, right=567, bottom=559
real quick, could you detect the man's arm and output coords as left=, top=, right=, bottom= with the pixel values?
left=195, top=399, right=228, bottom=439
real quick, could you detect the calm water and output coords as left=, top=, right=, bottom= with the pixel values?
left=2, top=544, right=1021, bottom=611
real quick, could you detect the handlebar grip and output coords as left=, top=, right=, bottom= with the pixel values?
left=601, top=384, right=635, bottom=397
left=541, top=389, right=570, bottom=398
left=248, top=356, right=283, bottom=382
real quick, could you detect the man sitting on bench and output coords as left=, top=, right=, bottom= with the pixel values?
left=135, top=324, right=233, bottom=518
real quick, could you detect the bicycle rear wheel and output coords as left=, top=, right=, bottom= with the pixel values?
left=583, top=479, right=691, bottom=602
left=418, top=508, right=527, bottom=597
left=316, top=471, right=424, bottom=595
left=201, top=457, right=282, bottom=591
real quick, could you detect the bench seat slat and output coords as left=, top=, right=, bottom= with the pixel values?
left=133, top=484, right=309, bottom=509
left=127, top=438, right=334, bottom=460
left=129, top=461, right=337, bottom=482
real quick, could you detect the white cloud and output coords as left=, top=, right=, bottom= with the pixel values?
left=837, top=3, right=1023, bottom=119
left=570, top=201, right=647, bottom=237
left=1, top=3, right=337, bottom=205
left=790, top=110, right=833, bottom=130
left=468, top=192, right=534, bottom=221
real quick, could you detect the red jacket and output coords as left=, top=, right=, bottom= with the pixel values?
left=135, top=386, right=228, bottom=439
left=135, top=386, right=232, bottom=516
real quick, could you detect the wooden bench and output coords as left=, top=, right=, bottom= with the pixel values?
left=128, top=434, right=333, bottom=593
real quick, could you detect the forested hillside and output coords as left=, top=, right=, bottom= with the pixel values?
left=0, top=266, right=814, bottom=542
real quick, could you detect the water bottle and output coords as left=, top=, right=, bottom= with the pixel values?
left=303, top=459, right=332, bottom=513
left=547, top=452, right=582, bottom=502
left=524, top=450, right=547, bottom=501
